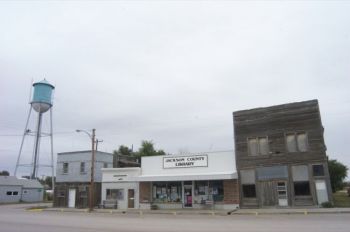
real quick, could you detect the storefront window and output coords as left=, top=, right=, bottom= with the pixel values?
left=194, top=180, right=223, bottom=203
left=106, top=189, right=124, bottom=200
left=152, top=182, right=182, bottom=203
left=209, top=180, right=224, bottom=202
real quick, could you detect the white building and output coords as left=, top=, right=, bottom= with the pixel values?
left=0, top=176, right=44, bottom=203
left=101, top=151, right=239, bottom=210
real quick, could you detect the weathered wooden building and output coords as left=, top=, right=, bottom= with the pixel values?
left=233, top=100, right=332, bottom=208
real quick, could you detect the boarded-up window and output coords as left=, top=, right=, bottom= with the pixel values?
left=286, top=134, right=297, bottom=152
left=259, top=138, right=269, bottom=155
left=256, top=166, right=288, bottom=180
left=248, top=137, right=269, bottom=155
left=248, top=138, right=258, bottom=156
left=240, top=169, right=255, bottom=184
left=297, top=133, right=308, bottom=152
left=286, top=132, right=308, bottom=152
left=292, top=165, right=309, bottom=181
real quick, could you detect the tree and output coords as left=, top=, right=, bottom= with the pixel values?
left=136, top=140, right=166, bottom=157
left=0, top=170, right=10, bottom=176
left=113, top=145, right=133, bottom=156
left=328, top=159, right=348, bottom=193
left=38, top=176, right=55, bottom=189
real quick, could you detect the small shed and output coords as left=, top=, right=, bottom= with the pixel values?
left=0, top=176, right=22, bottom=203
left=0, top=176, right=44, bottom=203
left=20, top=179, right=44, bottom=202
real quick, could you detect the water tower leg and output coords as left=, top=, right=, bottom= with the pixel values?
left=14, top=107, right=33, bottom=177
left=50, top=108, right=55, bottom=191
left=31, top=112, right=43, bottom=179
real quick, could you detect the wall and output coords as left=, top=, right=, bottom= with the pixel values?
left=0, top=185, right=22, bottom=203
left=101, top=182, right=139, bottom=209
left=141, top=151, right=236, bottom=176
left=21, top=188, right=44, bottom=202
left=223, top=179, right=239, bottom=204
left=56, top=151, right=113, bottom=183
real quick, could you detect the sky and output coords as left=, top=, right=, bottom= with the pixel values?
left=0, top=1, right=349, bottom=178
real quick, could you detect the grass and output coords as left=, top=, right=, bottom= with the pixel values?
left=333, top=190, right=350, bottom=207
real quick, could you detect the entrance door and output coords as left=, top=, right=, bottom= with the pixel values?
left=68, top=189, right=76, bottom=208
left=128, top=189, right=135, bottom=208
left=315, top=180, right=328, bottom=205
left=277, top=181, right=288, bottom=207
left=184, top=185, right=192, bottom=207
left=259, top=181, right=277, bottom=207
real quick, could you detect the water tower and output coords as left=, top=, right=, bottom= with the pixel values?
left=14, top=79, right=55, bottom=184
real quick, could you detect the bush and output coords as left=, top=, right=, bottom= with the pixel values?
left=321, top=202, right=334, bottom=208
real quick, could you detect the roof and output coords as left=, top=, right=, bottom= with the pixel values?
left=233, top=99, right=318, bottom=116
left=135, top=172, right=237, bottom=182
left=0, top=176, right=43, bottom=189
left=33, top=79, right=55, bottom=89
left=0, top=176, right=21, bottom=186
left=58, top=150, right=113, bottom=156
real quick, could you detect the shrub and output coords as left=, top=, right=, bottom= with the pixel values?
left=321, top=201, right=334, bottom=208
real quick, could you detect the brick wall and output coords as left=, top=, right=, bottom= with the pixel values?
left=223, top=179, right=239, bottom=204
left=139, top=182, right=151, bottom=203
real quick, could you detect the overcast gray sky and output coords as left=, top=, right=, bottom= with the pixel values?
left=0, top=1, right=349, bottom=178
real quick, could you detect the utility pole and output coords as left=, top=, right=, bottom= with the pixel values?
left=96, top=139, right=103, bottom=152
left=89, top=129, right=96, bottom=212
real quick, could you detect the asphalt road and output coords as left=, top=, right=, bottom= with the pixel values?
left=0, top=204, right=349, bottom=232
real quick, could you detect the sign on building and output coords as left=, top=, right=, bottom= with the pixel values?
left=163, top=155, right=208, bottom=169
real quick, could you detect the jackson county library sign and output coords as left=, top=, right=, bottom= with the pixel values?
left=163, top=155, right=208, bottom=169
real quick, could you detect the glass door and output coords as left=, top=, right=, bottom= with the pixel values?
left=128, top=189, right=135, bottom=208
left=183, top=182, right=193, bottom=207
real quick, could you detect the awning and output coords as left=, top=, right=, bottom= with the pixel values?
left=134, top=172, right=237, bottom=182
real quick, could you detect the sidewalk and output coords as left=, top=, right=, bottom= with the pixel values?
left=231, top=207, right=350, bottom=215
left=35, top=206, right=350, bottom=216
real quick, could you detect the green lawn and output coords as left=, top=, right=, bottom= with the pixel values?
left=333, top=191, right=350, bottom=207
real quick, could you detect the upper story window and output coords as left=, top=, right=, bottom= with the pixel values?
left=312, top=164, right=325, bottom=177
left=103, top=162, right=108, bottom=168
left=286, top=132, right=308, bottom=152
left=248, top=137, right=269, bottom=155
left=63, top=162, right=69, bottom=174
left=80, top=162, right=85, bottom=173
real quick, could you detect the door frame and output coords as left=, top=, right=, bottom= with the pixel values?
left=182, top=181, right=193, bottom=208
left=68, top=188, right=76, bottom=208
left=128, top=189, right=135, bottom=208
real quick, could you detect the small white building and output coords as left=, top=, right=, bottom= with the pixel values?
left=101, top=151, right=239, bottom=210
left=0, top=176, right=44, bottom=203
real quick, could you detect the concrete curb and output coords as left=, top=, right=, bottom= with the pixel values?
left=39, top=208, right=228, bottom=216
left=31, top=207, right=350, bottom=216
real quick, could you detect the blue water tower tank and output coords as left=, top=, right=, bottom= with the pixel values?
left=31, top=79, right=55, bottom=113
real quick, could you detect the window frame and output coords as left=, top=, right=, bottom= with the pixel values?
left=293, top=181, right=311, bottom=196
left=242, top=184, right=257, bottom=198
left=80, top=162, right=85, bottom=173
left=285, top=132, right=309, bottom=153
left=247, top=136, right=269, bottom=156
left=312, top=164, right=325, bottom=177
left=62, top=162, right=69, bottom=174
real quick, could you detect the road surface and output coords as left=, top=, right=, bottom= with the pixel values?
left=0, top=204, right=349, bottom=232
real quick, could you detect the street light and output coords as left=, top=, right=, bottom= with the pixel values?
left=76, top=129, right=96, bottom=212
